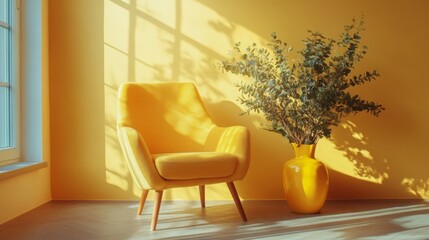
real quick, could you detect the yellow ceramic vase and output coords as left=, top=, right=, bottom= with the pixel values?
left=283, top=143, right=329, bottom=213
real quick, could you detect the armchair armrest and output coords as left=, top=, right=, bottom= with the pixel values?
left=205, top=126, right=250, bottom=180
left=117, top=126, right=166, bottom=190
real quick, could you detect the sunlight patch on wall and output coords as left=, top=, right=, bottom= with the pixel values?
left=181, top=0, right=231, bottom=57
left=178, top=0, right=266, bottom=103
left=104, top=0, right=130, bottom=89
left=104, top=45, right=129, bottom=87
left=104, top=0, right=130, bottom=53
left=181, top=0, right=263, bottom=57
left=402, top=178, right=429, bottom=198
left=104, top=80, right=134, bottom=194
left=134, top=16, right=175, bottom=80
left=136, top=0, right=176, bottom=29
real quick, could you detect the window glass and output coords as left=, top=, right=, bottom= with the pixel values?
left=0, top=87, right=9, bottom=148
left=0, top=0, right=13, bottom=154
left=0, top=26, right=9, bottom=84
left=0, top=0, right=9, bottom=23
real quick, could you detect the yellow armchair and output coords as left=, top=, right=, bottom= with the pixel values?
left=117, top=82, right=250, bottom=231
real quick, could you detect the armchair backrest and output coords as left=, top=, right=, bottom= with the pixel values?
left=117, top=82, right=216, bottom=153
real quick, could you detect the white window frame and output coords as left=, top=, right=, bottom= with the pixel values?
left=0, top=0, right=20, bottom=166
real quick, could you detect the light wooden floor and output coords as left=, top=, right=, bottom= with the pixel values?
left=1, top=200, right=429, bottom=240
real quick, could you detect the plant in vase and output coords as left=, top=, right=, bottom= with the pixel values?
left=220, top=17, right=384, bottom=213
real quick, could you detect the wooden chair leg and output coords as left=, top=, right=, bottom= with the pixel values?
left=227, top=182, right=247, bottom=222
left=151, top=190, right=163, bottom=231
left=199, top=185, right=205, bottom=208
left=137, top=190, right=149, bottom=215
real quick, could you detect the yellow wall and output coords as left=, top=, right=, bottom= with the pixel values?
left=0, top=0, right=51, bottom=224
left=50, top=0, right=429, bottom=200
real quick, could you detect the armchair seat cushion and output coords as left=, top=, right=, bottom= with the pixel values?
left=153, top=152, right=238, bottom=180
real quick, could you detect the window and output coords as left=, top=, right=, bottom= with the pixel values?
left=0, top=0, right=19, bottom=166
